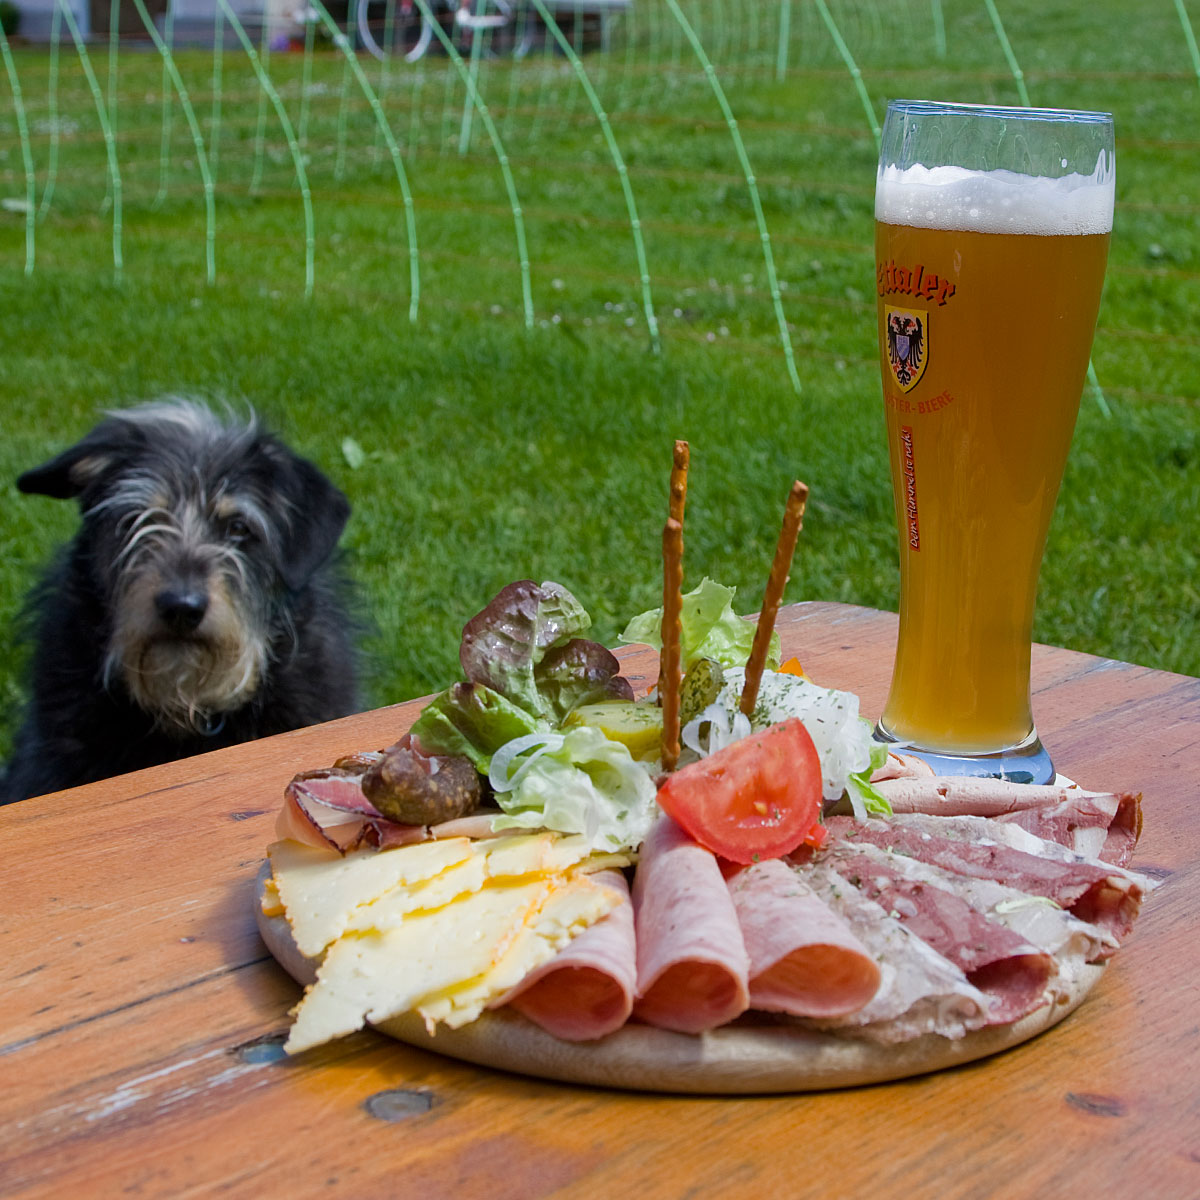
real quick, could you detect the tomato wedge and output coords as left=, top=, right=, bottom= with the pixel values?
left=655, top=719, right=823, bottom=864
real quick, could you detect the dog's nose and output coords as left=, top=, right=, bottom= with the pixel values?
left=155, top=588, right=209, bottom=633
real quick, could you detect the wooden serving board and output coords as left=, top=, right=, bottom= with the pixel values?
left=255, top=863, right=1104, bottom=1095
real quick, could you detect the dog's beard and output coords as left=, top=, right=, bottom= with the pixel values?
left=107, top=572, right=269, bottom=737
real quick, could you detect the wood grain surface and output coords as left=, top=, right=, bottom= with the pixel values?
left=2, top=602, right=1197, bottom=1199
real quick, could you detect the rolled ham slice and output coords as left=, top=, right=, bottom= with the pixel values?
left=726, top=859, right=880, bottom=1018
left=494, top=871, right=636, bottom=1041
left=631, top=815, right=750, bottom=1034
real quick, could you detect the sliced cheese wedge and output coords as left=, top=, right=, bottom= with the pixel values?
left=268, top=837, right=473, bottom=958
left=343, top=853, right=490, bottom=934
left=283, top=830, right=619, bottom=940
left=413, top=873, right=618, bottom=1030
left=260, top=873, right=285, bottom=918
left=483, top=831, right=584, bottom=877
left=285, top=876, right=555, bottom=1054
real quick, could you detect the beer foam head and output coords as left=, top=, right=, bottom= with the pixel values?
left=876, top=162, right=1114, bottom=236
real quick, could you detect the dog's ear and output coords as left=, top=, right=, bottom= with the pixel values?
left=17, top=426, right=134, bottom=501
left=269, top=445, right=352, bottom=591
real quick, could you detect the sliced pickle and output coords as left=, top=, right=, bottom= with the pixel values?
left=679, top=658, right=726, bottom=727
left=564, top=700, right=663, bottom=761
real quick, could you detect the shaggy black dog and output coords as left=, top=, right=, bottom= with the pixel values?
left=1, top=400, right=360, bottom=803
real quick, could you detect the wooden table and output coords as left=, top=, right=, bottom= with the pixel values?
left=3, top=602, right=1197, bottom=1199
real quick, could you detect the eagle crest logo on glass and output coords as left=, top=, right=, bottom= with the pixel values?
left=885, top=306, right=928, bottom=393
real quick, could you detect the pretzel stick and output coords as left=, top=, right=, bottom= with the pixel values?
left=740, top=480, right=809, bottom=718
left=669, top=439, right=690, bottom=526
left=660, top=517, right=684, bottom=772
left=657, top=440, right=689, bottom=704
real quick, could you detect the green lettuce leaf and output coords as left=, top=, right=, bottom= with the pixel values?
left=488, top=726, right=658, bottom=852
left=618, top=577, right=780, bottom=672
left=844, top=738, right=893, bottom=819
left=409, top=682, right=544, bottom=772
left=534, top=638, right=634, bottom=722
left=455, top=580, right=633, bottom=723
left=459, top=580, right=593, bottom=717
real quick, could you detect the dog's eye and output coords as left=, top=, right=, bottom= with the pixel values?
left=225, top=516, right=254, bottom=544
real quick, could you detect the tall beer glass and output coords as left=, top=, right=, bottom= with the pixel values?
left=873, top=101, right=1114, bottom=782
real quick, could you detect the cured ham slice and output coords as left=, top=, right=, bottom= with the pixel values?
left=826, top=816, right=1148, bottom=952
left=887, top=811, right=1149, bottom=881
left=726, top=859, right=881, bottom=1017
left=276, top=773, right=409, bottom=854
left=495, top=871, right=637, bottom=1041
left=804, top=865, right=991, bottom=1042
left=823, top=846, right=1055, bottom=1024
left=873, top=777, right=1141, bottom=865
left=830, top=837, right=1113, bottom=974
left=276, top=771, right=504, bottom=854
left=991, top=792, right=1141, bottom=866
left=631, top=816, right=750, bottom=1034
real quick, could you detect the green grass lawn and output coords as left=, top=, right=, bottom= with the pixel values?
left=1, top=0, right=1197, bottom=762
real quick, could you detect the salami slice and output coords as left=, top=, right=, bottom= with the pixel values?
left=631, top=816, right=750, bottom=1034
left=495, top=871, right=636, bottom=1041
left=726, top=859, right=881, bottom=1018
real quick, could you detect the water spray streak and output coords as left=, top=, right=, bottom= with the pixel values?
left=307, top=0, right=421, bottom=322
left=36, top=3, right=61, bottom=221
left=558, top=2, right=585, bottom=128
left=1174, top=0, right=1200, bottom=84
left=459, top=0, right=488, bottom=156
left=249, top=20, right=269, bottom=195
left=814, top=0, right=879, bottom=150
left=662, top=0, right=802, bottom=394
left=982, top=0, right=1031, bottom=106
left=930, top=0, right=946, bottom=58
left=776, top=0, right=790, bottom=80
left=101, top=0, right=118, bottom=212
left=408, top=58, right=426, bottom=159
left=412, top=0, right=534, bottom=328
left=152, top=3, right=175, bottom=209
left=370, top=0, right=396, bottom=168
left=528, top=0, right=660, bottom=351
left=301, top=16, right=318, bottom=154
left=58, top=0, right=123, bottom=280
left=528, top=16, right=557, bottom=142
left=334, top=22, right=354, bottom=179
left=131, top=0, right=215, bottom=284
left=217, top=0, right=314, bottom=298
left=504, top=5, right=529, bottom=138
left=0, top=22, right=35, bottom=274
left=211, top=6, right=225, bottom=182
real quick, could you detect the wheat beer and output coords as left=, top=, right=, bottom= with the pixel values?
left=874, top=127, right=1114, bottom=772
